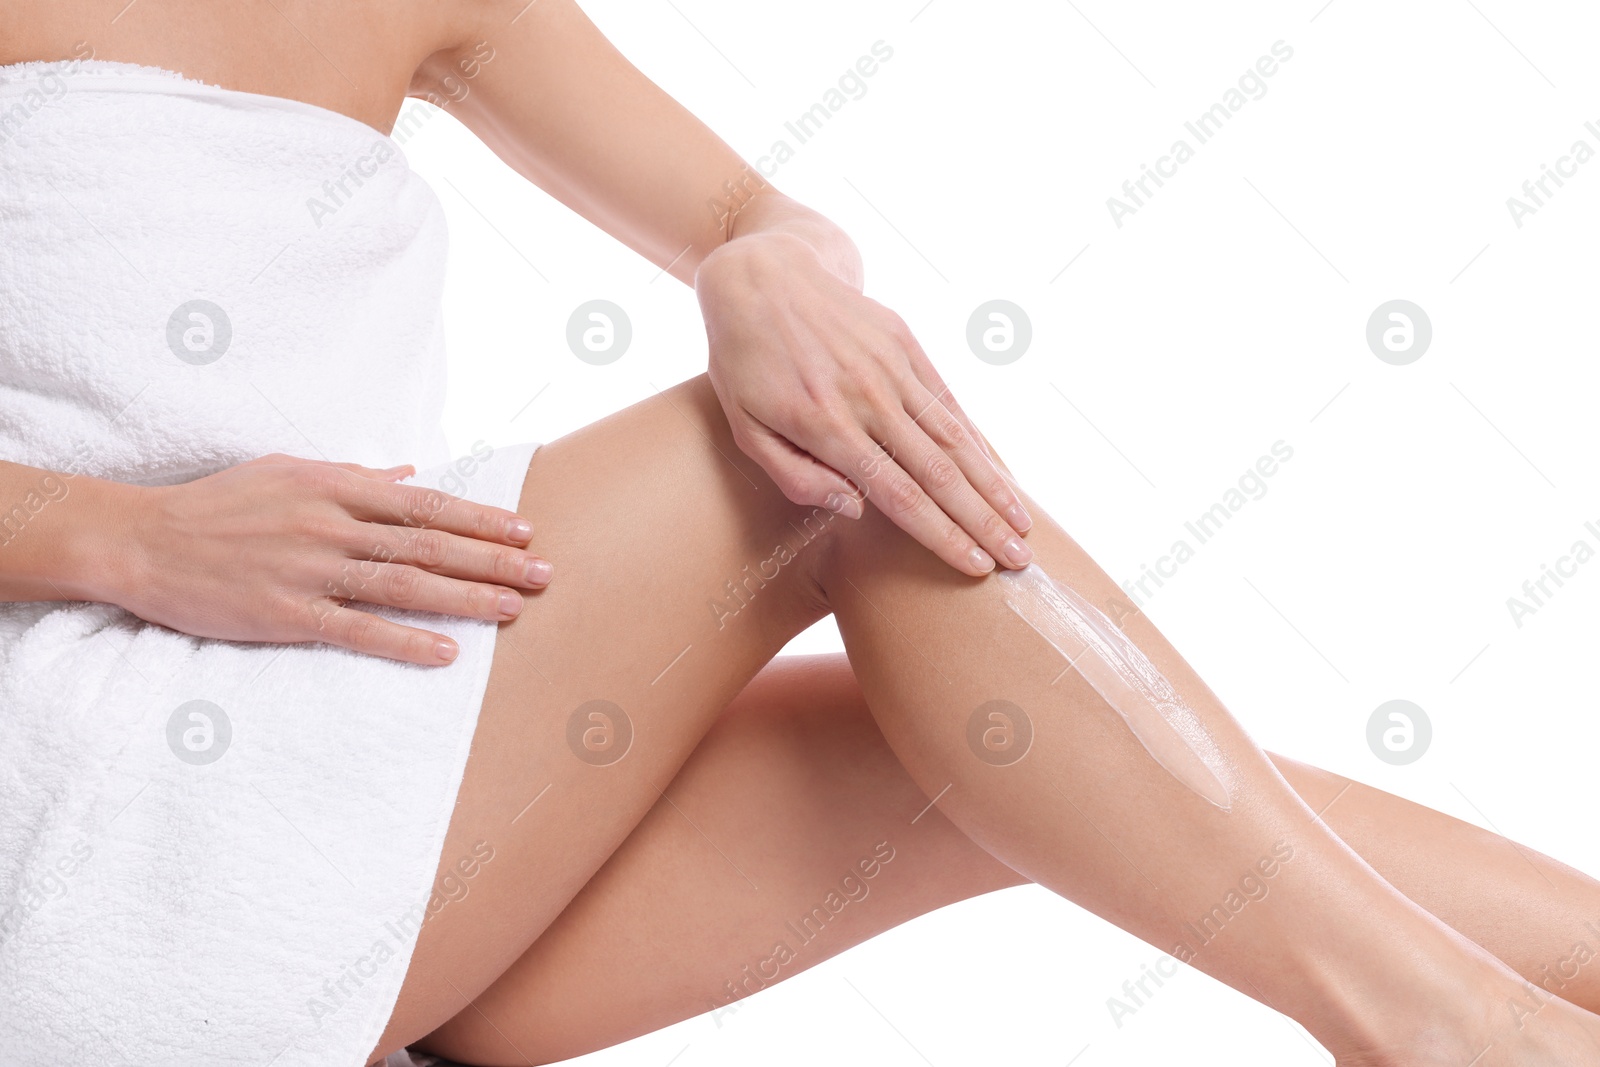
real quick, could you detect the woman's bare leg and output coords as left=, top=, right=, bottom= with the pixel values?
left=417, top=653, right=1028, bottom=1063
left=375, top=374, right=1600, bottom=1066
left=416, top=654, right=1600, bottom=1064
left=1272, top=753, right=1600, bottom=1015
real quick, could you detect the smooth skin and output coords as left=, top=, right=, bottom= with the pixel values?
left=465, top=648, right=1600, bottom=1062
left=383, top=377, right=1600, bottom=1067
left=3, top=3, right=1599, bottom=1066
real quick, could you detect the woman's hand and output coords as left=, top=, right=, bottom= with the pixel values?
left=696, top=230, right=1034, bottom=578
left=99, top=453, right=551, bottom=666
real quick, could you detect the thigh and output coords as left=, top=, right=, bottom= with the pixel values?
left=417, top=653, right=1027, bottom=1064
left=373, top=375, right=845, bottom=1058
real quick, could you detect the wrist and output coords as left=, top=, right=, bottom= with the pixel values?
left=699, top=192, right=863, bottom=290
left=54, top=476, right=153, bottom=606
left=696, top=230, right=812, bottom=291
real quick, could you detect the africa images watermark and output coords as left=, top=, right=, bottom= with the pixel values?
left=1503, top=517, right=1600, bottom=629
left=0, top=840, right=94, bottom=952
left=305, top=839, right=496, bottom=1029
left=1106, top=40, right=1295, bottom=229
left=0, top=440, right=94, bottom=549
left=1507, top=919, right=1600, bottom=1030
left=305, top=41, right=495, bottom=229
left=1109, top=440, right=1295, bottom=621
left=708, top=503, right=838, bottom=629
left=0, top=39, right=95, bottom=148
left=1105, top=838, right=1298, bottom=1029
left=1505, top=119, right=1600, bottom=229
left=706, top=839, right=898, bottom=1026
left=709, top=40, right=896, bottom=237
left=1168, top=838, right=1296, bottom=965
left=707, top=441, right=892, bottom=629
left=310, top=440, right=497, bottom=631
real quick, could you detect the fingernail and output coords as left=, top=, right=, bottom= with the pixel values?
left=526, top=558, right=553, bottom=585
left=825, top=493, right=862, bottom=519
left=968, top=546, right=996, bottom=574
left=435, top=639, right=458, bottom=663
left=507, top=517, right=532, bottom=541
left=498, top=590, right=523, bottom=617
left=1002, top=536, right=1033, bottom=567
left=1006, top=502, right=1033, bottom=533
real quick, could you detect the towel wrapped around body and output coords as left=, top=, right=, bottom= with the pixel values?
left=0, top=58, right=539, bottom=1066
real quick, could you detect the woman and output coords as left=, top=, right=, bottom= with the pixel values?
left=1, top=3, right=1597, bottom=1066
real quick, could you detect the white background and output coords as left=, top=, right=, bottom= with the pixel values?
left=402, top=1, right=1600, bottom=1063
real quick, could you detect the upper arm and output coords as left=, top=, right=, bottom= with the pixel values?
left=412, top=0, right=774, bottom=286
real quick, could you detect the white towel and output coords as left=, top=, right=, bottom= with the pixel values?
left=0, top=59, right=541, bottom=1065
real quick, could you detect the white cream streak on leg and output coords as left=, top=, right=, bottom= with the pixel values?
left=998, top=563, right=1233, bottom=811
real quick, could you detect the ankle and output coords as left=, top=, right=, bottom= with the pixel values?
left=1300, top=923, right=1527, bottom=1063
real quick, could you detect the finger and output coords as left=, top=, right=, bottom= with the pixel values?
left=829, top=432, right=997, bottom=577
left=331, top=474, right=536, bottom=548
left=900, top=338, right=992, bottom=460
left=252, top=454, right=417, bottom=487
left=900, top=385, right=1033, bottom=552
left=900, top=335, right=1027, bottom=497
left=307, top=601, right=463, bottom=666
left=350, top=524, right=553, bottom=589
left=899, top=363, right=1032, bottom=534
left=881, top=410, right=1033, bottom=570
left=327, top=461, right=415, bottom=482
left=736, top=417, right=864, bottom=518
left=326, top=561, right=527, bottom=623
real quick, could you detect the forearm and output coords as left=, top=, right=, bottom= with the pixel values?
left=0, top=459, right=133, bottom=604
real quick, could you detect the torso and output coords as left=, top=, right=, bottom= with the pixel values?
left=0, top=0, right=478, bottom=135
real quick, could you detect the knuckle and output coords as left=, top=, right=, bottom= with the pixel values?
left=476, top=507, right=506, bottom=539
left=821, top=410, right=860, bottom=443
left=493, top=549, right=525, bottom=585
left=294, top=513, right=343, bottom=546
left=296, top=463, right=344, bottom=497
left=320, top=561, right=358, bottom=602
left=404, top=630, right=436, bottom=662
left=405, top=488, right=451, bottom=528
left=941, top=520, right=972, bottom=557
left=872, top=304, right=912, bottom=337
left=855, top=440, right=895, bottom=479
left=796, top=374, right=834, bottom=412
left=288, top=592, right=330, bottom=635
left=727, top=421, right=757, bottom=455
left=364, top=534, right=401, bottom=567
left=775, top=471, right=816, bottom=504
left=922, top=409, right=967, bottom=451
left=383, top=565, right=421, bottom=604
left=344, top=611, right=381, bottom=650
left=410, top=530, right=449, bottom=568
left=972, top=507, right=1009, bottom=542
left=921, top=454, right=960, bottom=492
left=883, top=474, right=924, bottom=517
left=859, top=378, right=897, bottom=412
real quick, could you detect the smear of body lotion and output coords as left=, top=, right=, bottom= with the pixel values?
left=998, top=563, right=1233, bottom=811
